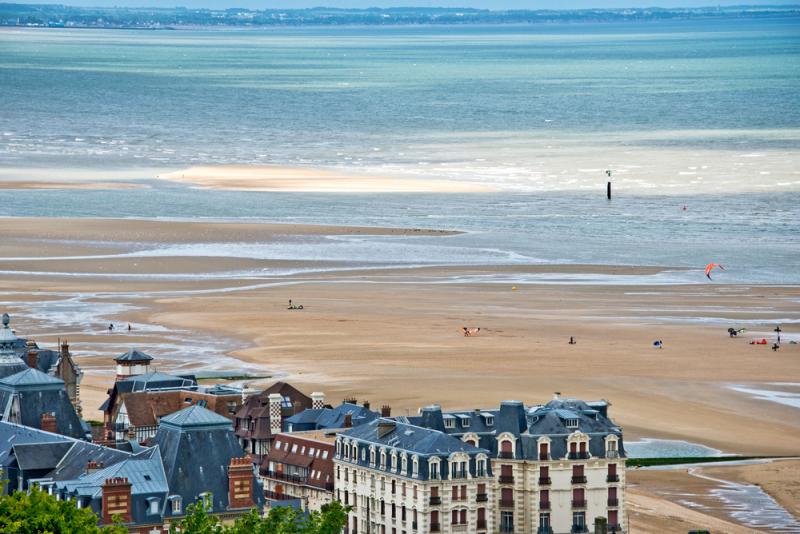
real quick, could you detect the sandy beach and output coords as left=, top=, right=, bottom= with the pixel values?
left=1, top=216, right=798, bottom=531
left=158, top=165, right=494, bottom=192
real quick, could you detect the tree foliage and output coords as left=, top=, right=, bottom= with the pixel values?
left=0, top=485, right=126, bottom=534
left=169, top=498, right=350, bottom=534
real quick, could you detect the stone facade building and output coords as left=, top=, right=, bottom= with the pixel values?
left=335, top=417, right=495, bottom=534
left=405, top=396, right=626, bottom=533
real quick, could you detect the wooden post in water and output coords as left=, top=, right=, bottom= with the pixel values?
left=607, top=181, right=611, bottom=200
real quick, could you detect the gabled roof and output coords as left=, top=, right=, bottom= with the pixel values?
left=55, top=447, right=168, bottom=498
left=0, top=368, right=64, bottom=389
left=115, top=349, right=153, bottom=363
left=159, top=405, right=232, bottom=431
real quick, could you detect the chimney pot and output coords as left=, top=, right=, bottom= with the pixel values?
left=311, top=391, right=325, bottom=410
left=27, top=347, right=38, bottom=369
left=381, top=404, right=391, bottom=417
left=343, top=414, right=353, bottom=428
left=362, top=400, right=370, bottom=410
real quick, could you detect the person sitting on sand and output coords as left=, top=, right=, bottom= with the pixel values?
left=463, top=327, right=480, bottom=337
left=569, top=336, right=576, bottom=345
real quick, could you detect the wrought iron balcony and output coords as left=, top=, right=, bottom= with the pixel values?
left=608, top=498, right=619, bottom=507
left=571, top=527, right=589, bottom=534
left=477, top=519, right=487, bottom=529
left=568, top=452, right=590, bottom=460
left=571, top=499, right=587, bottom=508
left=476, top=493, right=488, bottom=502
left=499, top=498, right=515, bottom=508
left=607, top=474, right=620, bottom=482
left=539, top=454, right=549, bottom=461
left=430, top=522, right=441, bottom=532
left=500, top=525, right=514, bottom=533
left=539, top=500, right=551, bottom=510
left=429, top=496, right=441, bottom=505
left=606, top=450, right=620, bottom=458
left=499, top=475, right=514, bottom=484
left=571, top=475, right=587, bottom=484
left=499, top=451, right=514, bottom=459
left=537, top=528, right=554, bottom=534
left=538, top=476, right=551, bottom=485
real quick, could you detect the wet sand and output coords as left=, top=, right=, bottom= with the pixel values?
left=1, top=216, right=799, bottom=530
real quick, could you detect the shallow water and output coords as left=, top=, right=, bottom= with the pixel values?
left=624, top=438, right=722, bottom=458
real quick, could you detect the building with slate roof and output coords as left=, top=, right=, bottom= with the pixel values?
left=0, top=367, right=89, bottom=440
left=1, top=404, right=265, bottom=534
left=233, top=381, right=315, bottom=462
left=335, top=417, right=495, bottom=534
left=285, top=400, right=381, bottom=433
left=98, top=349, right=244, bottom=447
left=261, top=430, right=336, bottom=512
left=0, top=314, right=83, bottom=415
left=403, top=395, right=626, bottom=534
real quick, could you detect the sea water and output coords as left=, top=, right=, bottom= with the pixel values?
left=0, top=18, right=799, bottom=284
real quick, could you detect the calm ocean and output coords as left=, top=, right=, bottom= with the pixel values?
left=0, top=18, right=798, bottom=284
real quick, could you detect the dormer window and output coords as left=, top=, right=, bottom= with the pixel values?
left=566, top=418, right=579, bottom=429
left=484, top=415, right=494, bottom=426
left=458, top=416, right=470, bottom=428
left=443, top=416, right=455, bottom=429
left=171, top=496, right=182, bottom=514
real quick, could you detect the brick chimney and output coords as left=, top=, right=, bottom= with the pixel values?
left=227, top=457, right=254, bottom=509
left=362, top=400, right=370, bottom=410
left=26, top=342, right=38, bottom=369
left=268, top=393, right=283, bottom=435
left=102, top=477, right=132, bottom=524
left=344, top=396, right=357, bottom=405
left=343, top=414, right=353, bottom=428
left=381, top=404, right=392, bottom=417
left=311, top=391, right=325, bottom=410
left=87, top=460, right=104, bottom=474
left=61, top=339, right=70, bottom=360
left=40, top=412, right=57, bottom=433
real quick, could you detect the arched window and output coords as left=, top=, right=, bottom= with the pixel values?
left=380, top=449, right=387, bottom=469
left=351, top=443, right=358, bottom=462
left=401, top=453, right=408, bottom=474
left=500, top=439, right=513, bottom=458
left=391, top=451, right=398, bottom=471
left=412, top=455, right=419, bottom=477
left=369, top=447, right=376, bottom=466
left=428, top=457, right=440, bottom=480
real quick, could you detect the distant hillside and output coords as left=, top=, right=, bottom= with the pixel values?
left=1, top=3, right=799, bottom=29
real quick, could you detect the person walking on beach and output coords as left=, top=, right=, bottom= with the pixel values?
left=127, top=323, right=132, bottom=332
left=569, top=336, right=576, bottom=345
left=108, top=323, right=114, bottom=333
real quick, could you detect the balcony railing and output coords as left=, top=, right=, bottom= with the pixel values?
left=539, top=501, right=551, bottom=510
left=538, top=476, right=551, bottom=485
left=412, top=521, right=417, bottom=530
left=608, top=498, right=619, bottom=507
left=452, top=525, right=468, bottom=532
left=499, top=451, right=514, bottom=459
left=606, top=450, right=620, bottom=458
left=572, top=499, right=587, bottom=508
left=568, top=452, right=590, bottom=460
left=264, top=490, right=296, bottom=501
left=499, top=498, right=515, bottom=508
left=500, top=525, right=514, bottom=533
left=539, top=454, right=549, bottom=461
left=499, top=475, right=514, bottom=484
left=609, top=525, right=621, bottom=533
left=429, top=496, right=441, bottom=505
left=430, top=523, right=441, bottom=532
left=538, top=528, right=554, bottom=534
left=571, top=527, right=589, bottom=534
left=571, top=475, right=587, bottom=484
left=477, top=520, right=487, bottom=529
left=607, top=474, right=620, bottom=482
left=476, top=493, right=488, bottom=502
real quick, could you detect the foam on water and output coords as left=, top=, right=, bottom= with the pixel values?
left=727, top=384, right=800, bottom=409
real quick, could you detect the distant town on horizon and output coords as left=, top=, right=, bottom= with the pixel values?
left=1, top=2, right=799, bottom=28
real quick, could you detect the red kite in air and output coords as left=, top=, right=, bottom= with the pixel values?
left=705, top=263, right=725, bottom=280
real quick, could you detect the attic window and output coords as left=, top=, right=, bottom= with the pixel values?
left=144, top=475, right=151, bottom=481
left=461, top=418, right=470, bottom=428
left=443, top=416, right=455, bottom=429
left=566, top=418, right=579, bottom=428
left=481, top=414, right=494, bottom=426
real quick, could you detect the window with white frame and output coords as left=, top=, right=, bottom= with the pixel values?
left=412, top=455, right=419, bottom=477
left=429, top=458, right=440, bottom=480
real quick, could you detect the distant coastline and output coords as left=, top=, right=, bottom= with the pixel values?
left=1, top=4, right=799, bottom=30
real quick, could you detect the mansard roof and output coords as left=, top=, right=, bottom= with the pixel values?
left=342, top=418, right=488, bottom=458
left=286, top=402, right=379, bottom=430
left=0, top=368, right=63, bottom=389
left=159, top=405, right=232, bottom=431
